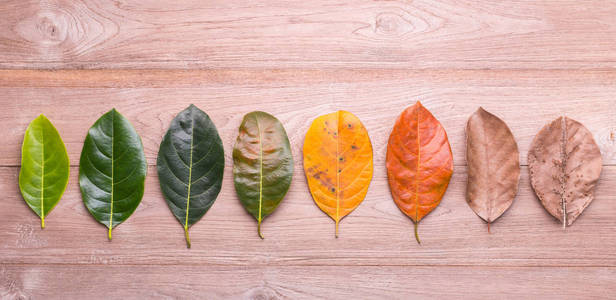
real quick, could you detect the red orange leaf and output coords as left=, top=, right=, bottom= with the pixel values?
left=386, top=102, right=453, bottom=243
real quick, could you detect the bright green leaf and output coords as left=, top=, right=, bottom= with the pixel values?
left=19, top=115, right=70, bottom=228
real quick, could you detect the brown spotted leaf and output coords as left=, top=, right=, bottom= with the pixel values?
left=303, top=111, right=373, bottom=237
left=465, top=107, right=520, bottom=231
left=528, top=116, right=602, bottom=227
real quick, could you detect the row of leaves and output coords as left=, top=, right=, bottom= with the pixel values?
left=19, top=103, right=602, bottom=247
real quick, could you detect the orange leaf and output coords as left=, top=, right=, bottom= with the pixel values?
left=386, top=102, right=453, bottom=244
left=303, top=111, right=373, bottom=237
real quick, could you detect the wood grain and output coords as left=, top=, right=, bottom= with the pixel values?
left=2, top=265, right=615, bottom=299
left=1, top=164, right=616, bottom=267
left=0, top=0, right=615, bottom=69
left=2, top=0, right=616, bottom=298
left=1, top=69, right=615, bottom=298
left=0, top=69, right=615, bottom=169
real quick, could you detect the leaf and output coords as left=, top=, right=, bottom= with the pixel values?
left=386, top=101, right=453, bottom=244
left=465, top=107, right=520, bottom=232
left=19, top=115, right=70, bottom=228
left=528, top=116, right=602, bottom=228
left=79, top=108, right=147, bottom=240
left=303, top=110, right=373, bottom=237
left=233, top=111, right=293, bottom=239
left=157, top=105, right=224, bottom=248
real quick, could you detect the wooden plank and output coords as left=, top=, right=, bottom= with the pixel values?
left=0, top=1, right=615, bottom=69
left=1, top=165, right=615, bottom=267
left=0, top=69, right=615, bottom=167
left=2, top=0, right=614, bottom=298
left=3, top=69, right=616, bottom=88
left=1, top=264, right=615, bottom=299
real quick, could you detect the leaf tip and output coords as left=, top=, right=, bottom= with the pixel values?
left=409, top=101, right=425, bottom=114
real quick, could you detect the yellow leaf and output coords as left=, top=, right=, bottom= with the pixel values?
left=303, top=111, right=373, bottom=237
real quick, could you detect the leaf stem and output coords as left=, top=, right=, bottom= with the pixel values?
left=487, top=221, right=491, bottom=234
left=414, top=222, right=421, bottom=245
left=335, top=219, right=339, bottom=238
left=108, top=227, right=112, bottom=241
left=257, top=220, right=264, bottom=239
left=41, top=216, right=45, bottom=229
left=185, top=226, right=191, bottom=248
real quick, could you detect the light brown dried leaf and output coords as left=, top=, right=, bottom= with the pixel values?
left=465, top=107, right=520, bottom=231
left=528, top=116, right=602, bottom=227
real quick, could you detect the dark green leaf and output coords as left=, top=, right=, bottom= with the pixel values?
left=233, top=111, right=293, bottom=239
left=79, top=109, right=147, bottom=240
left=19, top=115, right=70, bottom=228
left=157, top=105, right=225, bottom=248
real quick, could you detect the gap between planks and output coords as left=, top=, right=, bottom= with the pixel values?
left=2, top=69, right=616, bottom=88
left=1, top=262, right=614, bottom=268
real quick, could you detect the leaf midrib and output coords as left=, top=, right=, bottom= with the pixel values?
left=415, top=108, right=420, bottom=223
left=40, top=123, right=45, bottom=228
left=481, top=114, right=492, bottom=222
left=185, top=116, right=195, bottom=232
left=109, top=111, right=114, bottom=240
left=335, top=111, right=340, bottom=236
left=254, top=114, right=264, bottom=229
left=559, top=117, right=568, bottom=228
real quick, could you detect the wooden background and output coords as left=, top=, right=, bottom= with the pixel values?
left=1, top=0, right=615, bottom=299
